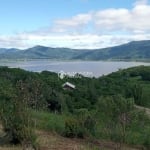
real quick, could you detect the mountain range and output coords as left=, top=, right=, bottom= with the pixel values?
left=0, top=40, right=150, bottom=60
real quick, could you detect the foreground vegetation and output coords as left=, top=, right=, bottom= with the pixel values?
left=0, top=65, right=150, bottom=149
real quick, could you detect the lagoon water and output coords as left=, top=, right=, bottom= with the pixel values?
left=0, top=60, right=150, bottom=77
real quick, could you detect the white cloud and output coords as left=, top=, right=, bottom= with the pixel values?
left=94, top=4, right=150, bottom=34
left=2, top=33, right=149, bottom=49
left=94, top=8, right=130, bottom=31
left=55, top=14, right=92, bottom=27
left=0, top=1, right=150, bottom=49
left=52, top=13, right=92, bottom=34
left=0, top=35, right=28, bottom=49
left=134, top=0, right=148, bottom=6
left=51, top=1, right=150, bottom=35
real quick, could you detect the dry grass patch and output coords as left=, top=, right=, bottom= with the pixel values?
left=37, top=130, right=99, bottom=150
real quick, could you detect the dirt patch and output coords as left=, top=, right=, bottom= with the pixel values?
left=135, top=105, right=150, bottom=116
left=37, top=130, right=93, bottom=150
left=37, top=130, right=141, bottom=150
left=0, top=129, right=143, bottom=150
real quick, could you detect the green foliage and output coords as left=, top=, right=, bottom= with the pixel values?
left=74, top=108, right=96, bottom=135
left=125, top=110, right=150, bottom=149
left=0, top=65, right=150, bottom=148
left=31, top=110, right=65, bottom=134
left=140, top=68, right=150, bottom=81
left=63, top=109, right=96, bottom=138
left=95, top=95, right=150, bottom=148
left=96, top=95, right=134, bottom=143
left=0, top=79, right=37, bottom=148
left=132, top=84, right=142, bottom=105
left=64, top=117, right=83, bottom=138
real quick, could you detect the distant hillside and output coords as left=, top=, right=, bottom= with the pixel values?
left=0, top=40, right=150, bottom=60
left=0, top=46, right=88, bottom=59
left=74, top=40, right=150, bottom=60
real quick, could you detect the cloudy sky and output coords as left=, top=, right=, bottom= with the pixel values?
left=0, top=0, right=150, bottom=49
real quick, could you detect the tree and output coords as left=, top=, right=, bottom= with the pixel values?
left=97, top=95, right=134, bottom=146
left=0, top=80, right=37, bottom=149
left=133, top=84, right=142, bottom=105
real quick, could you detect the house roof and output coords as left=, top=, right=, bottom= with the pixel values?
left=62, top=82, right=75, bottom=89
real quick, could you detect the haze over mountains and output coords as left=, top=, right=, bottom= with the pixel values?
left=0, top=40, right=150, bottom=60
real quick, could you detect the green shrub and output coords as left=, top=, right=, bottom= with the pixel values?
left=74, top=108, right=96, bottom=136
left=64, top=117, right=84, bottom=138
left=0, top=80, right=37, bottom=148
left=143, top=134, right=150, bottom=149
left=31, top=110, right=65, bottom=134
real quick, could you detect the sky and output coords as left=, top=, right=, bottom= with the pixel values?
left=0, top=0, right=150, bottom=49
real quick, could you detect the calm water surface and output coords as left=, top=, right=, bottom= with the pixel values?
left=0, top=60, right=150, bottom=77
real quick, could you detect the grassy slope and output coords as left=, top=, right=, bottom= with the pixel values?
left=0, top=111, right=144, bottom=150
left=0, top=131, right=140, bottom=150
left=0, top=66, right=150, bottom=149
left=0, top=129, right=142, bottom=150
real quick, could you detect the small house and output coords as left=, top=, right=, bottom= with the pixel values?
left=62, top=82, right=75, bottom=90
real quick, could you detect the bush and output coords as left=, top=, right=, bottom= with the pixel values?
left=74, top=108, right=96, bottom=135
left=0, top=80, right=37, bottom=149
left=64, top=117, right=84, bottom=138
left=31, top=110, right=65, bottom=135
left=143, top=135, right=150, bottom=149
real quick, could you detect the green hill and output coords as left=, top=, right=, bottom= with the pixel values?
left=0, top=40, right=150, bottom=60
left=0, top=46, right=88, bottom=59
left=74, top=40, right=150, bottom=60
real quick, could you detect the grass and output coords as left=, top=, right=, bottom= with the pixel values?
left=36, top=130, right=101, bottom=150
left=0, top=110, right=146, bottom=150
left=31, top=110, right=65, bottom=134
left=36, top=130, right=140, bottom=150
left=1, top=109, right=149, bottom=149
left=0, top=146, right=21, bottom=150
left=0, top=130, right=143, bottom=150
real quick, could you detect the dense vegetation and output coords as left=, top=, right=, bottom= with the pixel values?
left=0, top=40, right=150, bottom=60
left=0, top=65, right=150, bottom=149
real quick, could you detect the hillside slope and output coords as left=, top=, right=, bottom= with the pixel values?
left=0, top=40, right=150, bottom=60
left=74, top=40, right=150, bottom=60
left=0, top=66, right=150, bottom=149
left=0, top=46, right=87, bottom=59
